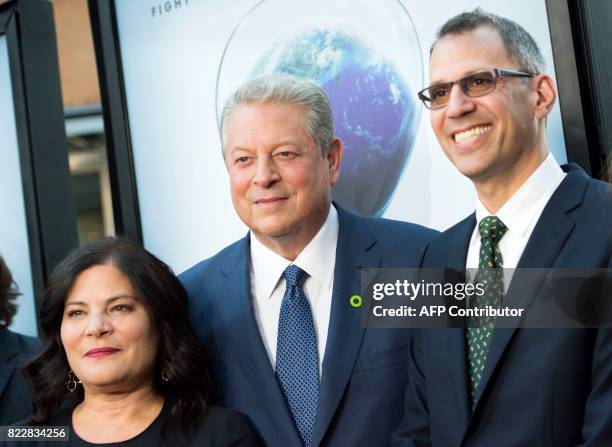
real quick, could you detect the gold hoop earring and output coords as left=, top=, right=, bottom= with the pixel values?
left=161, top=369, right=170, bottom=382
left=65, top=370, right=81, bottom=392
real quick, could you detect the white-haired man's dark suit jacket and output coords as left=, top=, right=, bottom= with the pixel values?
left=181, top=204, right=438, bottom=446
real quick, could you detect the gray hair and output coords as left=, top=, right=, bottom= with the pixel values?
left=431, top=8, right=545, bottom=75
left=220, top=74, right=334, bottom=158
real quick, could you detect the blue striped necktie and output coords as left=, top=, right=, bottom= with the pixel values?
left=276, top=264, right=319, bottom=446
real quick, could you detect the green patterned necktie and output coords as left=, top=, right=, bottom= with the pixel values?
left=467, top=215, right=508, bottom=411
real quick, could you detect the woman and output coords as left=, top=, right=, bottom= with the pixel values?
left=15, top=238, right=261, bottom=446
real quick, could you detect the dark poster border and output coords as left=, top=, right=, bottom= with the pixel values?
left=564, top=0, right=612, bottom=179
left=546, top=0, right=595, bottom=176
left=0, top=0, right=78, bottom=318
left=88, top=0, right=142, bottom=243
left=89, top=0, right=599, bottom=240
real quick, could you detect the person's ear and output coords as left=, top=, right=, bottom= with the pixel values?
left=533, top=74, right=557, bottom=120
left=327, top=138, right=343, bottom=186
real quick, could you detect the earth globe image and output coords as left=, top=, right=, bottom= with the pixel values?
left=216, top=0, right=422, bottom=217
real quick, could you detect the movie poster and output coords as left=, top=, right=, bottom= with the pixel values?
left=0, top=34, right=37, bottom=336
left=114, top=0, right=567, bottom=272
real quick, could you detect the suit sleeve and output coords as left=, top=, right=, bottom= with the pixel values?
left=390, top=329, right=432, bottom=447
left=576, top=327, right=612, bottom=446
left=577, top=253, right=612, bottom=444
left=578, top=253, right=612, bottom=445
left=221, top=410, right=264, bottom=447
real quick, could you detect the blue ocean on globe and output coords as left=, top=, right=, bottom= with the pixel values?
left=251, top=28, right=419, bottom=216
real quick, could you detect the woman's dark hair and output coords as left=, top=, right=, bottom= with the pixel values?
left=0, top=255, right=20, bottom=327
left=24, top=237, right=211, bottom=435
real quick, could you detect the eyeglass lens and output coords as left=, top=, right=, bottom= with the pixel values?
left=427, top=71, right=496, bottom=109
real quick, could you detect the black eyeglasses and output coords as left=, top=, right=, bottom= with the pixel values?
left=417, top=68, right=535, bottom=110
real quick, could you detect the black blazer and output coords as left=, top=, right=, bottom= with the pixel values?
left=0, top=327, right=41, bottom=425
left=393, top=164, right=612, bottom=446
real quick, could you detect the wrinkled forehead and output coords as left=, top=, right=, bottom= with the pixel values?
left=228, top=101, right=307, bottom=126
left=428, top=27, right=514, bottom=84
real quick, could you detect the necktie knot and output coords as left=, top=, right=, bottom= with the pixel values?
left=479, top=216, right=508, bottom=243
left=283, top=264, right=307, bottom=288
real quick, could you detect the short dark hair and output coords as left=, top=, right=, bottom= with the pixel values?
left=0, top=255, right=19, bottom=327
left=432, top=8, right=545, bottom=75
left=24, top=237, right=211, bottom=436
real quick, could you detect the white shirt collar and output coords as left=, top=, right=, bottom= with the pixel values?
left=475, top=152, right=566, bottom=236
left=250, top=205, right=339, bottom=300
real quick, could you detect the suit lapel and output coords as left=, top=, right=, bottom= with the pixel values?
left=472, top=165, right=588, bottom=412
left=312, top=207, right=379, bottom=446
left=216, top=236, right=302, bottom=444
left=444, top=216, right=475, bottom=435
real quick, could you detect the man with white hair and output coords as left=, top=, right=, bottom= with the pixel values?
left=181, top=74, right=437, bottom=446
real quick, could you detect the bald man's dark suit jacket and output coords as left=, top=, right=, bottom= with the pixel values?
left=181, top=204, right=437, bottom=446
left=392, top=164, right=612, bottom=447
left=0, top=327, right=40, bottom=424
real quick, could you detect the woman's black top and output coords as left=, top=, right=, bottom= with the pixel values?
left=3, top=401, right=262, bottom=447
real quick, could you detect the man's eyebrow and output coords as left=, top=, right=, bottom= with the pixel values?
left=428, top=68, right=491, bottom=85
left=271, top=141, right=299, bottom=150
left=64, top=295, right=138, bottom=307
left=229, top=142, right=299, bottom=154
left=229, top=146, right=254, bottom=154
left=427, top=76, right=449, bottom=86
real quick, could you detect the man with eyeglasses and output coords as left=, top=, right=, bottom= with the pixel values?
left=392, top=9, right=612, bottom=447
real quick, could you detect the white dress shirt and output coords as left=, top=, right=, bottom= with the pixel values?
left=466, top=153, right=566, bottom=290
left=249, top=206, right=338, bottom=376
